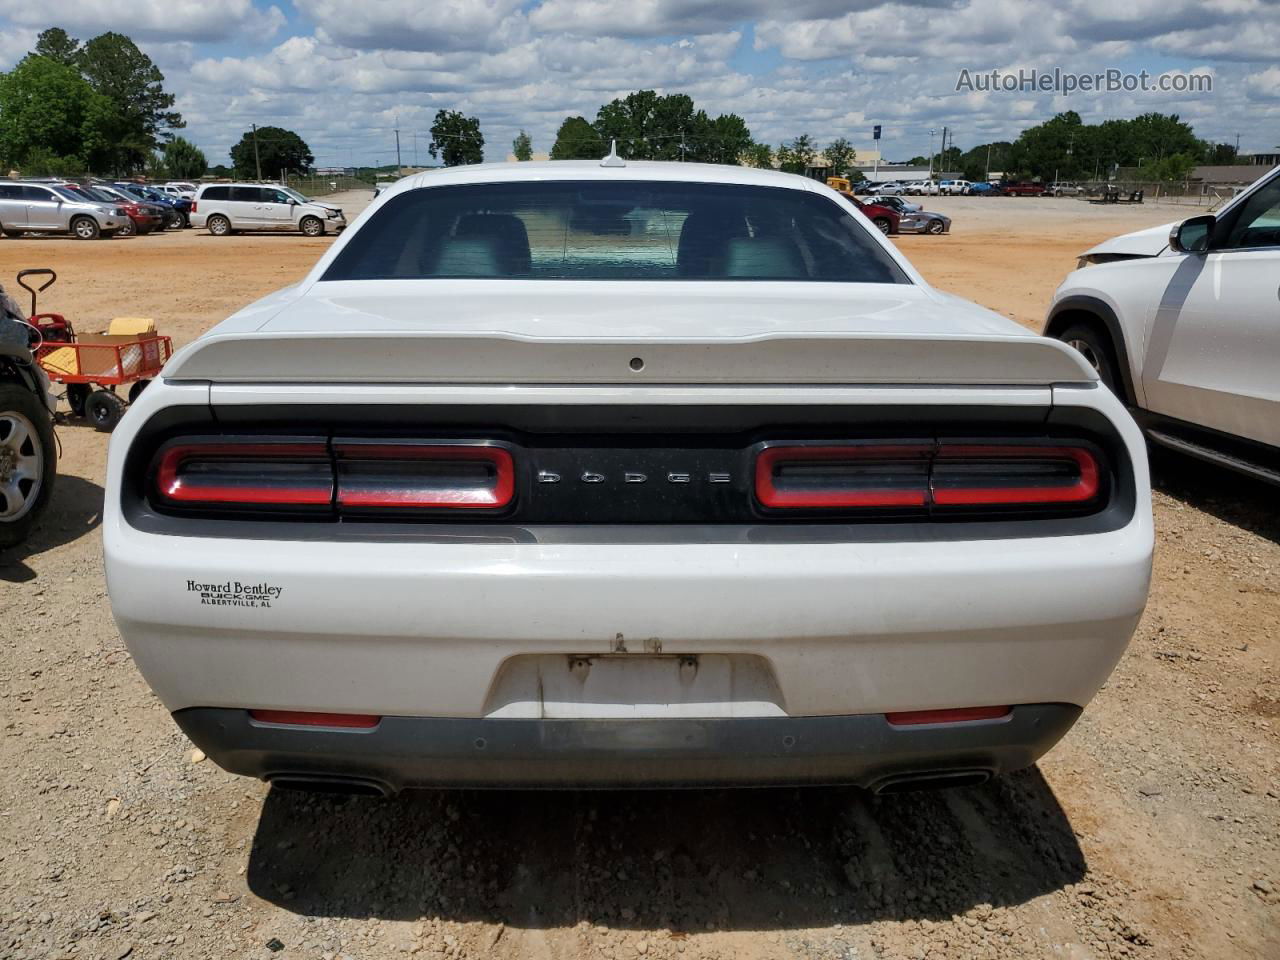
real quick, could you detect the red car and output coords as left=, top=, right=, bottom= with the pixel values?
left=58, top=184, right=165, bottom=236
left=1001, top=182, right=1047, bottom=197
left=838, top=192, right=900, bottom=235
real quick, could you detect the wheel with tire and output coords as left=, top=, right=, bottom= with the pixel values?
left=86, top=390, right=126, bottom=432
left=925, top=218, right=945, bottom=235
left=71, top=216, right=100, bottom=240
left=1056, top=322, right=1121, bottom=396
left=116, top=218, right=136, bottom=238
left=207, top=215, right=232, bottom=237
left=127, top=379, right=149, bottom=404
left=66, top=383, right=91, bottom=417
left=0, top=383, right=56, bottom=549
left=300, top=216, right=325, bottom=238
left=872, top=217, right=892, bottom=235
left=163, top=209, right=182, bottom=230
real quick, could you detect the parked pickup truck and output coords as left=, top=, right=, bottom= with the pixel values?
left=1002, top=182, right=1047, bottom=197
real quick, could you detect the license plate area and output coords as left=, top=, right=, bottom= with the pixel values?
left=483, top=654, right=785, bottom=719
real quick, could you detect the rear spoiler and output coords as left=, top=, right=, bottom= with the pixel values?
left=163, top=330, right=1098, bottom=386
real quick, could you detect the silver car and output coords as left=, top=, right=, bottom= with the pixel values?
left=0, top=182, right=126, bottom=239
left=898, top=208, right=951, bottom=234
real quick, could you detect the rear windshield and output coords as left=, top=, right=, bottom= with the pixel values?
left=323, top=181, right=909, bottom=283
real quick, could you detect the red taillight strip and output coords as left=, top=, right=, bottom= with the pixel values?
left=886, top=706, right=1012, bottom=726
left=155, top=443, right=332, bottom=505
left=334, top=444, right=515, bottom=509
left=754, top=444, right=932, bottom=508
left=932, top=445, right=1099, bottom=506
left=249, top=710, right=380, bottom=729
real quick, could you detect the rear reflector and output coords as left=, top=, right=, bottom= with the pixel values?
left=249, top=710, right=381, bottom=729
left=334, top=442, right=514, bottom=510
left=754, top=441, right=1102, bottom=513
left=886, top=706, right=1012, bottom=726
left=153, top=441, right=332, bottom=506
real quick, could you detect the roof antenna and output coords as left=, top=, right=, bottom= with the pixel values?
left=600, top=139, right=626, bottom=168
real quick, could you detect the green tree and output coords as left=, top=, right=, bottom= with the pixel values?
left=824, top=137, right=857, bottom=178
left=696, top=112, right=752, bottom=164
left=1147, top=153, right=1196, bottom=181
left=77, top=32, right=183, bottom=171
left=512, top=129, right=533, bottom=161
left=776, top=133, right=816, bottom=173
left=743, top=141, right=774, bottom=169
left=0, top=55, right=99, bottom=170
left=229, top=126, right=313, bottom=178
left=34, top=27, right=81, bottom=66
left=429, top=110, right=484, bottom=166
left=164, top=136, right=207, bottom=179
left=549, top=115, right=602, bottom=159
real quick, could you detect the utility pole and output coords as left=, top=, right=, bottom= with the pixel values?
left=939, top=126, right=948, bottom=174
left=413, top=132, right=418, bottom=168
left=928, top=128, right=936, bottom=180
left=1234, top=132, right=1240, bottom=155
left=394, top=117, right=402, bottom=175
left=251, top=123, right=262, bottom=181
left=985, top=143, right=992, bottom=181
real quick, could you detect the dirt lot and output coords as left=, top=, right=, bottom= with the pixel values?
left=1, top=194, right=1276, bottom=960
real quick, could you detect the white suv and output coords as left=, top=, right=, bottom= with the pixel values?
left=191, top=183, right=346, bottom=237
left=1047, top=165, right=1280, bottom=483
left=938, top=179, right=972, bottom=195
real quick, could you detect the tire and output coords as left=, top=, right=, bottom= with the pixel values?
left=207, top=215, right=232, bottom=237
left=1056, top=321, right=1122, bottom=397
left=116, top=219, right=136, bottom=238
left=925, top=219, right=945, bottom=235
left=71, top=216, right=100, bottom=240
left=66, top=383, right=91, bottom=417
left=872, top=217, right=892, bottom=235
left=163, top=210, right=182, bottom=230
left=127, top=379, right=149, bottom=404
left=86, top=389, right=126, bottom=432
left=300, top=216, right=325, bottom=237
left=0, top=383, right=56, bottom=549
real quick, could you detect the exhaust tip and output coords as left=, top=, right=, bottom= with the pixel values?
left=870, top=769, right=992, bottom=795
left=267, top=774, right=392, bottom=797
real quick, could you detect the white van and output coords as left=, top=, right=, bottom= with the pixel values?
left=191, top=184, right=347, bottom=237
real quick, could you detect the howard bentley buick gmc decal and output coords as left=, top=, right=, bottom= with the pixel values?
left=187, top=580, right=284, bottom=608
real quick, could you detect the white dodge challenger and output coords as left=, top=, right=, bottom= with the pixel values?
left=104, top=160, right=1153, bottom=794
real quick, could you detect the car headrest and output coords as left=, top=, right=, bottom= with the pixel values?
left=677, top=210, right=747, bottom=277
left=722, top=237, right=806, bottom=279
left=433, top=238, right=505, bottom=277
left=454, top=214, right=531, bottom=275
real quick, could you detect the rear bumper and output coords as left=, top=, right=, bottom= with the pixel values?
left=174, top=703, right=1081, bottom=791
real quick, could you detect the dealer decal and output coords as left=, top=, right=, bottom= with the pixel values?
left=187, top=579, right=284, bottom=608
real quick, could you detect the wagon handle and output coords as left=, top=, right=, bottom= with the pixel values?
left=16, top=269, right=57, bottom=317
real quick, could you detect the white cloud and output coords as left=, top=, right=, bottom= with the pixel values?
left=295, top=0, right=528, bottom=52
left=0, top=0, right=285, bottom=43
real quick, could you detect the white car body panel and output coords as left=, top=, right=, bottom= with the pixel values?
left=104, top=161, right=1153, bottom=788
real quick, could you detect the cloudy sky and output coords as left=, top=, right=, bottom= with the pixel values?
left=1, top=0, right=1277, bottom=169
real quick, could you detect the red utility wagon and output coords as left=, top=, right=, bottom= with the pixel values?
left=17, top=269, right=173, bottom=431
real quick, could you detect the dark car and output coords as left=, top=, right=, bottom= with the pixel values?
left=60, top=184, right=164, bottom=236
left=969, top=182, right=1005, bottom=197
left=113, top=183, right=191, bottom=228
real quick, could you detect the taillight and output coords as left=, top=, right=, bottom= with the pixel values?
left=932, top=444, right=1099, bottom=506
left=152, top=440, right=332, bottom=508
left=755, top=443, right=932, bottom=509
left=334, top=441, right=514, bottom=511
left=754, top=441, right=1103, bottom=514
left=190, top=201, right=197, bottom=213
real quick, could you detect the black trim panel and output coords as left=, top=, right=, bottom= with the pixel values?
left=121, top=403, right=1136, bottom=542
left=173, top=703, right=1082, bottom=791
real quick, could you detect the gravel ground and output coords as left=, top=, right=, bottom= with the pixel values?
left=0, top=193, right=1276, bottom=960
